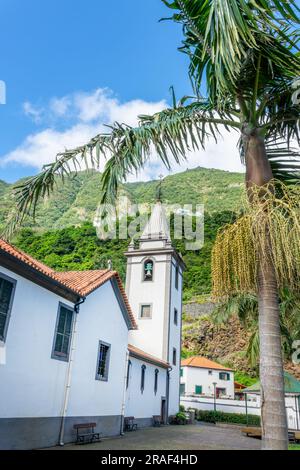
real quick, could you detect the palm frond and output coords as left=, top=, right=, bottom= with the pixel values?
left=10, top=100, right=240, bottom=229
left=246, top=329, right=260, bottom=367
left=164, top=0, right=300, bottom=101
left=265, top=144, right=300, bottom=184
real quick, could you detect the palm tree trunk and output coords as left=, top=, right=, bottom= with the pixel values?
left=258, top=255, right=288, bottom=450
left=244, top=131, right=288, bottom=450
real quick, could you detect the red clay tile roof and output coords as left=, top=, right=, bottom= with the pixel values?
left=54, top=269, right=112, bottom=296
left=0, top=238, right=137, bottom=329
left=128, top=344, right=170, bottom=369
left=0, top=238, right=56, bottom=277
left=234, top=381, right=247, bottom=390
left=181, top=356, right=233, bottom=371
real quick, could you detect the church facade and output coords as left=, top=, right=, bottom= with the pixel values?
left=0, top=202, right=184, bottom=449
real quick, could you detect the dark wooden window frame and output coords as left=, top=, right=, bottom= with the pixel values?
left=0, top=272, right=17, bottom=343
left=126, top=359, right=132, bottom=389
left=154, top=368, right=159, bottom=395
left=95, top=341, right=111, bottom=382
left=51, top=302, right=74, bottom=362
left=141, top=364, right=146, bottom=393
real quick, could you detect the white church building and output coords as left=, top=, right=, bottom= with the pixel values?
left=0, top=201, right=184, bottom=449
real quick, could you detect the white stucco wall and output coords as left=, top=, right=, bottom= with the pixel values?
left=0, top=266, right=72, bottom=418
left=68, top=280, right=129, bottom=418
left=0, top=267, right=129, bottom=420
left=168, top=260, right=183, bottom=416
left=125, top=356, right=167, bottom=420
left=180, top=366, right=235, bottom=399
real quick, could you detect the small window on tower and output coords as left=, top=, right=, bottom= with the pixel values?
left=173, top=348, right=177, bottom=366
left=143, top=259, right=154, bottom=281
left=175, top=265, right=179, bottom=290
left=174, top=308, right=178, bottom=325
left=140, top=304, right=152, bottom=319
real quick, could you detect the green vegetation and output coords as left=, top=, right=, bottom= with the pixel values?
left=14, top=209, right=236, bottom=299
left=0, top=167, right=243, bottom=234
left=173, top=412, right=189, bottom=425
left=196, top=410, right=260, bottom=427
left=289, top=444, right=300, bottom=450
left=234, top=371, right=258, bottom=387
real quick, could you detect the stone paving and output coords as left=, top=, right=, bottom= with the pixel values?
left=54, top=423, right=261, bottom=451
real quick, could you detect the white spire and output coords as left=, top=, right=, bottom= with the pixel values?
left=140, top=201, right=171, bottom=241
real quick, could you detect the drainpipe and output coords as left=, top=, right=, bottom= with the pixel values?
left=166, top=366, right=172, bottom=424
left=120, top=349, right=129, bottom=436
left=59, top=297, right=85, bottom=446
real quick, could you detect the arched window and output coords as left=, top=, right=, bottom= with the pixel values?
left=143, top=259, right=154, bottom=282
left=175, top=265, right=179, bottom=290
left=126, top=360, right=132, bottom=389
left=141, top=365, right=146, bottom=393
left=154, top=369, right=159, bottom=395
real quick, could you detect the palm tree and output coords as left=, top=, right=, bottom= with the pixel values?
left=11, top=0, right=300, bottom=449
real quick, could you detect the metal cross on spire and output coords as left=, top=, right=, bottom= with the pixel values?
left=156, top=174, right=164, bottom=202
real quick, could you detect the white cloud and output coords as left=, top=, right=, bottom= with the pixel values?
left=23, top=101, right=43, bottom=123
left=50, top=96, right=71, bottom=117
left=1, top=88, right=244, bottom=179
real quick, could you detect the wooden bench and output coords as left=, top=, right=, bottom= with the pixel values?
left=124, top=416, right=138, bottom=432
left=73, top=422, right=101, bottom=445
left=153, top=415, right=163, bottom=427
left=241, top=427, right=262, bottom=438
left=288, top=431, right=300, bottom=443
left=242, top=427, right=300, bottom=442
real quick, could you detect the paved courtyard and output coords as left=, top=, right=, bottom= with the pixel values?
left=54, top=423, right=261, bottom=451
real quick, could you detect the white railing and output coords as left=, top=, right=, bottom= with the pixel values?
left=180, top=395, right=300, bottom=430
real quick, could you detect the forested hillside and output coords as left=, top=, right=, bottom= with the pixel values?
left=15, top=210, right=236, bottom=300
left=0, top=167, right=244, bottom=232
left=0, top=167, right=244, bottom=299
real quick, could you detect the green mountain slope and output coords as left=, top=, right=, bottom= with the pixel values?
left=0, top=167, right=244, bottom=232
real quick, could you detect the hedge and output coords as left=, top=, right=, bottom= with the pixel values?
left=196, top=410, right=261, bottom=426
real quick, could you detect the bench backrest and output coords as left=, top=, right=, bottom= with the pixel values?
left=153, top=415, right=161, bottom=421
left=73, top=422, right=96, bottom=430
left=125, top=416, right=135, bottom=423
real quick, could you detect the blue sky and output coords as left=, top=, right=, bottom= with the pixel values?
left=0, top=0, right=242, bottom=183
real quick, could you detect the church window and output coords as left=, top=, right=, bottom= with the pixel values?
left=95, top=341, right=111, bottom=381
left=143, top=259, right=154, bottom=281
left=126, top=360, right=132, bottom=389
left=52, top=303, right=74, bottom=361
left=141, top=365, right=146, bottom=393
left=154, top=369, right=159, bottom=394
left=140, top=304, right=152, bottom=319
left=0, top=273, right=16, bottom=342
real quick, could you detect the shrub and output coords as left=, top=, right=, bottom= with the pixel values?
left=196, top=410, right=260, bottom=427
left=171, top=412, right=188, bottom=425
left=179, top=405, right=185, bottom=412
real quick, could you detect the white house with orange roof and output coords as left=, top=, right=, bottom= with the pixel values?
left=0, top=200, right=184, bottom=449
left=180, top=356, right=234, bottom=399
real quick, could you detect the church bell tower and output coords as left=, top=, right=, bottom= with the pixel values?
left=125, top=200, right=185, bottom=416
